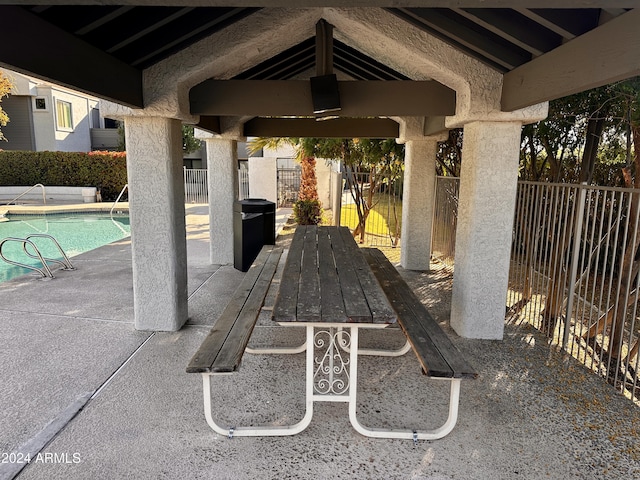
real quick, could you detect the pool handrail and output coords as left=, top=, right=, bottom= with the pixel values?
left=5, top=184, right=47, bottom=206
left=110, top=184, right=128, bottom=216
left=24, top=234, right=75, bottom=271
left=110, top=184, right=129, bottom=235
left=0, top=237, right=55, bottom=278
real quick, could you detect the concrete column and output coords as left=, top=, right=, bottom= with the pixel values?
left=248, top=157, right=277, bottom=203
left=450, top=121, right=522, bottom=339
left=124, top=116, right=188, bottom=331
left=400, top=137, right=441, bottom=270
left=206, top=138, right=238, bottom=265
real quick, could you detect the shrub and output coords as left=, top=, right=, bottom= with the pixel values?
left=293, top=198, right=322, bottom=225
left=0, top=150, right=127, bottom=201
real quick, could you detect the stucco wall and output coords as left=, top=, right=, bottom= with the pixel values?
left=248, top=157, right=277, bottom=204
left=2, top=68, right=101, bottom=153
left=51, top=88, right=98, bottom=152
left=315, top=158, right=334, bottom=210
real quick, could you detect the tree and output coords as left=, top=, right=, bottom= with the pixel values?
left=297, top=155, right=319, bottom=201
left=248, top=137, right=404, bottom=238
left=0, top=71, right=12, bottom=141
left=519, top=85, right=629, bottom=185
left=182, top=125, right=202, bottom=155
left=516, top=85, right=632, bottom=333
left=587, top=77, right=640, bottom=373
left=247, top=137, right=322, bottom=225
left=436, top=129, right=463, bottom=177
left=301, top=138, right=404, bottom=243
left=293, top=155, right=322, bottom=225
left=116, top=123, right=202, bottom=154
left=517, top=78, right=640, bottom=383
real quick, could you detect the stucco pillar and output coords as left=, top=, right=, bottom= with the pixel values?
left=206, top=138, right=238, bottom=265
left=400, top=136, right=443, bottom=270
left=450, top=121, right=522, bottom=339
left=125, top=116, right=188, bottom=331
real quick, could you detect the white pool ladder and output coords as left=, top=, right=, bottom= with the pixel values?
left=0, top=234, right=75, bottom=279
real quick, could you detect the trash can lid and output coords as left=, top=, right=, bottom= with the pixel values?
left=235, top=198, right=276, bottom=213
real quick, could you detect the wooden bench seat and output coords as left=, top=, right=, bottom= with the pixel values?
left=362, top=248, right=477, bottom=380
left=187, top=245, right=282, bottom=374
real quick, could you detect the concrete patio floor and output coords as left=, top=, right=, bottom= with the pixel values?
left=0, top=205, right=638, bottom=480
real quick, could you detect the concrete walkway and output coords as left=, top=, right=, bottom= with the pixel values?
left=0, top=205, right=638, bottom=480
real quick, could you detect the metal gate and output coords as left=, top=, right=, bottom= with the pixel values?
left=184, top=168, right=208, bottom=204
left=277, top=167, right=301, bottom=207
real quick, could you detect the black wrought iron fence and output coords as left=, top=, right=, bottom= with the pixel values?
left=277, top=167, right=301, bottom=207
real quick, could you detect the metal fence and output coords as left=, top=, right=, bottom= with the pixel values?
left=183, top=167, right=251, bottom=203
left=238, top=166, right=249, bottom=200
left=339, top=170, right=403, bottom=247
left=432, top=178, right=640, bottom=403
left=184, top=168, right=208, bottom=204
left=431, top=176, right=459, bottom=267
left=509, top=181, right=640, bottom=403
left=277, top=167, right=301, bottom=207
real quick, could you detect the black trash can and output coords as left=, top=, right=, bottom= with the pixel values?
left=233, top=198, right=276, bottom=271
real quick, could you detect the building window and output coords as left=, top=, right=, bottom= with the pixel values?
left=104, top=118, right=119, bottom=129
left=55, top=99, right=73, bottom=130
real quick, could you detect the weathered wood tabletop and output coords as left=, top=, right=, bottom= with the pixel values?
left=273, top=225, right=397, bottom=324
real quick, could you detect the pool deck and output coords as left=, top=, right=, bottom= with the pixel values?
left=0, top=204, right=639, bottom=480
left=0, top=202, right=129, bottom=217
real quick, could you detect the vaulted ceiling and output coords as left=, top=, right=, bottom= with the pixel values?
left=5, top=5, right=629, bottom=75
left=0, top=2, right=638, bottom=137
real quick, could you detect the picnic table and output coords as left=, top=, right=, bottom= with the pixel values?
left=189, top=225, right=475, bottom=441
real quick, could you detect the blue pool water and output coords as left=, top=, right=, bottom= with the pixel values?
left=0, top=213, right=130, bottom=282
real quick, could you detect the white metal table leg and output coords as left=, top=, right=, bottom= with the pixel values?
left=347, top=327, right=462, bottom=440
left=202, top=323, right=462, bottom=440
left=336, top=326, right=411, bottom=357
left=245, top=326, right=307, bottom=355
left=201, top=329, right=315, bottom=438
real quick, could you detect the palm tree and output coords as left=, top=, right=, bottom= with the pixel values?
left=247, top=137, right=321, bottom=225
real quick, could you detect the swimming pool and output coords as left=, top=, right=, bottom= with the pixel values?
left=0, top=213, right=130, bottom=283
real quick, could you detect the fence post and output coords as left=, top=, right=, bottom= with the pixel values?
left=183, top=166, right=188, bottom=203
left=331, top=170, right=342, bottom=226
left=563, top=183, right=588, bottom=349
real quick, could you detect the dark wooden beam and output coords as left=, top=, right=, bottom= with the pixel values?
left=502, top=8, right=640, bottom=111
left=0, top=6, right=143, bottom=108
left=316, top=19, right=333, bottom=76
left=243, top=117, right=399, bottom=138
left=196, top=116, right=221, bottom=134
left=190, top=80, right=456, bottom=117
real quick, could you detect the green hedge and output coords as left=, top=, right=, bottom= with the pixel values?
left=0, top=151, right=127, bottom=201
